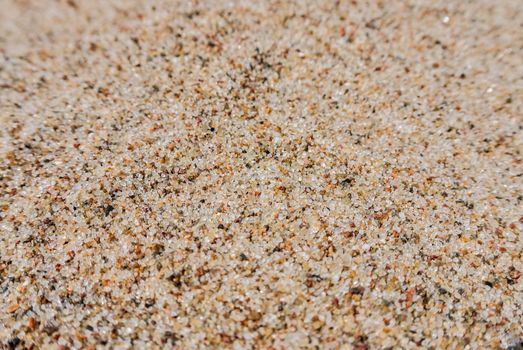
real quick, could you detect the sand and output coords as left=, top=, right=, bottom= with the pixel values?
left=0, top=0, right=522, bottom=349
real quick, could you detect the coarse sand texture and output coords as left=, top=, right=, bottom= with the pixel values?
left=0, top=0, right=522, bottom=349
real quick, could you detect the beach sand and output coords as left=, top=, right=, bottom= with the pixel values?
left=1, top=0, right=522, bottom=348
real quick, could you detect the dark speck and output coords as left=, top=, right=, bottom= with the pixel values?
left=278, top=301, right=286, bottom=312
left=349, top=286, right=365, bottom=295
left=307, top=274, right=324, bottom=282
left=163, top=331, right=179, bottom=345
left=484, top=281, right=493, bottom=288
left=340, top=178, right=354, bottom=187
left=167, top=273, right=182, bottom=288
left=104, top=205, right=115, bottom=216
left=7, top=337, right=20, bottom=349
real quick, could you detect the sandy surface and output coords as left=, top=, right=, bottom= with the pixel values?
left=1, top=0, right=522, bottom=349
